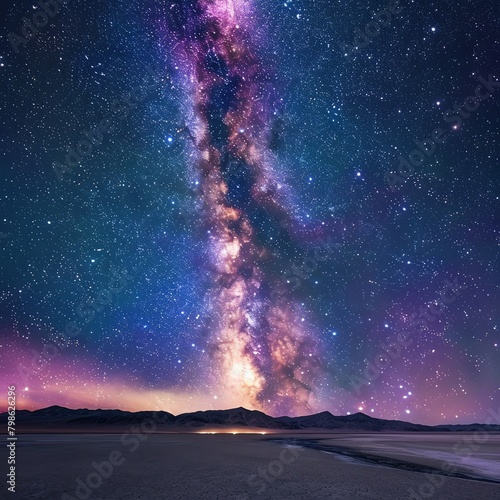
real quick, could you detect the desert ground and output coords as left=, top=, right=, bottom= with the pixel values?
left=9, top=432, right=500, bottom=499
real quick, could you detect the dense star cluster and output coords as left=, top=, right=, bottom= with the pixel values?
left=0, top=0, right=498, bottom=424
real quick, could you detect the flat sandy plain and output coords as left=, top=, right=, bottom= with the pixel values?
left=8, top=432, right=500, bottom=499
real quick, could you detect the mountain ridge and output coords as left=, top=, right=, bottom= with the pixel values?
left=2, top=405, right=500, bottom=432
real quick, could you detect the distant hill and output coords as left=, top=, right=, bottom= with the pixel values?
left=2, top=405, right=500, bottom=433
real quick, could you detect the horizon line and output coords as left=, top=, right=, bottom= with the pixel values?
left=2, top=403, right=499, bottom=427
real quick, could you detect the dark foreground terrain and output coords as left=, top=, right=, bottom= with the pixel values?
left=6, top=433, right=500, bottom=499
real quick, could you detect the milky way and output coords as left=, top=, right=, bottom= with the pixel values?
left=161, top=0, right=327, bottom=415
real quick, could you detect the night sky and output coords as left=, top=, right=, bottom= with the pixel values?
left=0, top=0, right=499, bottom=425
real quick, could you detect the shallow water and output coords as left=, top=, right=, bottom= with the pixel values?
left=275, top=433, right=500, bottom=483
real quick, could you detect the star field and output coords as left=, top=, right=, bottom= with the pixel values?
left=0, top=0, right=499, bottom=424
